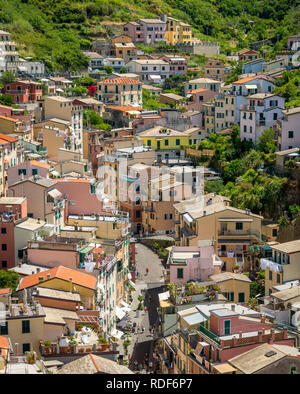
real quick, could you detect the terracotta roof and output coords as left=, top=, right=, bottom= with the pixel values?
left=53, top=178, right=92, bottom=183
left=0, top=133, right=18, bottom=142
left=105, top=105, right=143, bottom=112
left=17, top=266, right=97, bottom=291
left=0, top=288, right=11, bottom=295
left=0, top=336, right=10, bottom=357
left=233, top=75, right=272, bottom=85
left=30, top=160, right=50, bottom=169
left=187, top=88, right=210, bottom=94
left=98, top=77, right=141, bottom=85
left=0, top=115, right=18, bottom=123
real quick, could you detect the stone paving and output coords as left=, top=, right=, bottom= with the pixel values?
left=116, top=243, right=165, bottom=372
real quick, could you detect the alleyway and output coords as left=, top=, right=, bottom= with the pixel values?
left=117, top=243, right=166, bottom=373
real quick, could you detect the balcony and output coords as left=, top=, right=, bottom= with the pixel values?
left=258, top=119, right=266, bottom=126
left=198, top=324, right=220, bottom=345
left=218, top=229, right=260, bottom=239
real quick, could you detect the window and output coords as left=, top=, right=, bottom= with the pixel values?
left=177, top=268, right=183, bottom=279
left=244, top=125, right=247, bottom=133
left=147, top=140, right=151, bottom=146
left=224, top=320, right=231, bottom=335
left=136, top=210, right=141, bottom=219
left=165, top=139, right=169, bottom=146
left=22, top=343, right=31, bottom=354
left=238, top=292, right=245, bottom=302
left=32, top=168, right=38, bottom=176
left=2, top=244, right=7, bottom=251
left=18, top=169, right=26, bottom=176
left=277, top=273, right=281, bottom=284
left=22, top=320, right=30, bottom=334
left=2, top=261, right=7, bottom=268
left=0, top=322, right=8, bottom=335
left=272, top=229, right=277, bottom=237
left=269, top=270, right=272, bottom=280
left=291, top=367, right=297, bottom=374
left=288, top=131, right=294, bottom=139
left=236, top=222, right=243, bottom=230
left=176, top=139, right=180, bottom=146
left=1, top=228, right=6, bottom=234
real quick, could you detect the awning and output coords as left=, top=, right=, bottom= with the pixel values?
left=213, top=363, right=237, bottom=374
left=116, top=306, right=126, bottom=320
left=47, top=188, right=62, bottom=199
left=111, top=328, right=124, bottom=340
left=149, top=75, right=161, bottom=80
left=245, top=84, right=257, bottom=89
left=17, top=66, right=27, bottom=72
left=183, top=213, right=193, bottom=224
left=158, top=291, right=170, bottom=301
left=128, top=280, right=136, bottom=291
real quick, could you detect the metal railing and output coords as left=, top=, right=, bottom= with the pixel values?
left=198, top=324, right=220, bottom=345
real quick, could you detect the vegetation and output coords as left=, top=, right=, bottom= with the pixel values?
left=0, top=0, right=297, bottom=72
left=274, top=70, right=300, bottom=108
left=142, top=89, right=169, bottom=111
left=0, top=270, right=19, bottom=294
left=83, top=109, right=112, bottom=130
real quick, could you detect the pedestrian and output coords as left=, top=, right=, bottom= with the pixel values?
left=144, top=305, right=147, bottom=313
left=146, top=267, right=149, bottom=275
left=138, top=363, right=143, bottom=372
left=149, top=361, right=153, bottom=370
left=141, top=324, right=145, bottom=332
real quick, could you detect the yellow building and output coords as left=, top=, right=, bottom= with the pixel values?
left=139, top=125, right=190, bottom=150
left=0, top=301, right=45, bottom=356
left=174, top=193, right=263, bottom=271
left=166, top=17, right=193, bottom=45
left=261, top=239, right=300, bottom=296
left=17, top=265, right=97, bottom=309
left=209, top=272, right=251, bottom=304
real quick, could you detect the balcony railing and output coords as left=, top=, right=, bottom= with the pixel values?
left=198, top=324, right=220, bottom=345
left=218, top=229, right=260, bottom=238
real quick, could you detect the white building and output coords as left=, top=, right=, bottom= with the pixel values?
left=240, top=93, right=285, bottom=143
left=126, top=59, right=170, bottom=84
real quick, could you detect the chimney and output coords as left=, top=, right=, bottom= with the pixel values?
left=36, top=268, right=40, bottom=273
left=14, top=343, right=19, bottom=356
left=37, top=217, right=41, bottom=224
left=268, top=328, right=275, bottom=344
left=232, top=335, right=238, bottom=346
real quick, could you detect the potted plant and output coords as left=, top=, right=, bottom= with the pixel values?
left=98, top=336, right=109, bottom=350
left=123, top=339, right=131, bottom=355
left=43, top=340, right=51, bottom=354
left=26, top=351, right=36, bottom=364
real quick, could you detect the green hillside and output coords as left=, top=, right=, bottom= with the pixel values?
left=0, top=0, right=299, bottom=72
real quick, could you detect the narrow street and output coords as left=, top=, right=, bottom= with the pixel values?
left=118, top=243, right=165, bottom=373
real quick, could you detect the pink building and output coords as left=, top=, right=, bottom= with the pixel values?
left=185, top=88, right=219, bottom=113
left=277, top=107, right=300, bottom=151
left=123, top=19, right=166, bottom=44
left=26, top=236, right=91, bottom=270
left=185, top=306, right=295, bottom=374
left=0, top=196, right=27, bottom=270
left=53, top=178, right=104, bottom=216
left=168, top=244, right=218, bottom=284
left=7, top=160, right=50, bottom=187
left=161, top=55, right=187, bottom=76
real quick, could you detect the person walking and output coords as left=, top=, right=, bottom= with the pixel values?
left=146, top=267, right=149, bottom=275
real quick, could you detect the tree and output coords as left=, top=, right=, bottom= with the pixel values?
left=223, top=159, right=243, bottom=182
left=0, top=94, right=14, bottom=106
left=119, top=66, right=128, bottom=74
left=1, top=71, right=16, bottom=84
left=104, top=66, right=114, bottom=75
left=257, top=128, right=276, bottom=154
left=0, top=270, right=19, bottom=293
left=73, top=86, right=88, bottom=96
